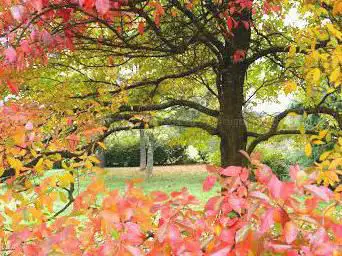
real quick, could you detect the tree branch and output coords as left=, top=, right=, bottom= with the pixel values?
left=119, top=99, right=219, bottom=117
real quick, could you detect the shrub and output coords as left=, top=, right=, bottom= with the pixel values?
left=3, top=153, right=341, bottom=255
left=105, top=142, right=200, bottom=167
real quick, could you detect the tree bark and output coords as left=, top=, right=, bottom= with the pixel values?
left=139, top=129, right=147, bottom=171
left=217, top=9, right=251, bottom=167
left=96, top=148, right=106, bottom=168
left=218, top=65, right=248, bottom=167
left=146, top=132, right=154, bottom=179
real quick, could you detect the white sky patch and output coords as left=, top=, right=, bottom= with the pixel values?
left=252, top=94, right=293, bottom=114
left=284, top=7, right=307, bottom=28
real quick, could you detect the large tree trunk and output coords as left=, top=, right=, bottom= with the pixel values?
left=218, top=65, right=248, bottom=167
left=139, top=129, right=147, bottom=171
left=217, top=10, right=251, bottom=167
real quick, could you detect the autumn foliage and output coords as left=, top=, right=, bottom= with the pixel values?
left=0, top=145, right=341, bottom=255
left=0, top=0, right=341, bottom=254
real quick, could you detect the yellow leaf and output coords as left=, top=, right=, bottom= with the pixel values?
left=335, top=185, right=342, bottom=193
left=7, top=157, right=23, bottom=175
left=97, top=142, right=107, bottom=150
left=305, top=143, right=312, bottom=157
left=58, top=172, right=74, bottom=187
left=35, top=158, right=44, bottom=174
left=312, top=139, right=324, bottom=145
left=307, top=68, right=321, bottom=83
left=89, top=156, right=100, bottom=164
left=330, top=68, right=340, bottom=83
left=319, top=151, right=331, bottom=161
left=318, top=130, right=328, bottom=139
left=284, top=81, right=297, bottom=95
left=288, top=45, right=296, bottom=57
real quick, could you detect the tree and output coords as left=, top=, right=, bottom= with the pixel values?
left=1, top=0, right=340, bottom=171
left=140, top=129, right=147, bottom=170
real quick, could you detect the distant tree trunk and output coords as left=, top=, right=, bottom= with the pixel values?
left=139, top=129, right=147, bottom=171
left=146, top=132, right=154, bottom=180
left=96, top=149, right=105, bottom=168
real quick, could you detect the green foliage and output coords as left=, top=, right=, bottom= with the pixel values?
left=105, top=141, right=202, bottom=167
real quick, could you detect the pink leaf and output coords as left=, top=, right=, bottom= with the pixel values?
left=267, top=175, right=282, bottom=199
left=220, top=166, right=242, bottom=177
left=31, top=0, right=43, bottom=12
left=289, top=164, right=300, bottom=181
left=260, top=208, right=274, bottom=233
left=228, top=196, right=244, bottom=215
left=96, top=0, right=110, bottom=15
left=41, top=30, right=53, bottom=45
left=304, top=185, right=332, bottom=202
left=125, top=245, right=142, bottom=256
left=266, top=242, right=292, bottom=253
left=10, top=5, right=25, bottom=22
left=4, top=47, right=17, bottom=63
left=203, top=175, right=217, bottom=192
left=284, top=221, right=298, bottom=244
left=210, top=246, right=232, bottom=256
left=255, top=165, right=273, bottom=184
left=219, top=229, right=235, bottom=245
left=25, top=121, right=34, bottom=130
left=280, top=182, right=295, bottom=201
left=249, top=191, right=271, bottom=203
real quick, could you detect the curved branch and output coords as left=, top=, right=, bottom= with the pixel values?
left=247, top=129, right=318, bottom=153
left=245, top=40, right=329, bottom=65
left=246, top=105, right=341, bottom=153
left=71, top=61, right=216, bottom=99
left=119, top=99, right=219, bottom=117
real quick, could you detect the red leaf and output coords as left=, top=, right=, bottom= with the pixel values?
left=7, top=80, right=19, bottom=94
left=227, top=16, right=233, bottom=30
left=255, top=165, right=273, bottom=184
left=206, top=164, right=221, bottom=174
left=96, top=0, right=110, bottom=15
left=284, top=221, right=298, bottom=244
left=4, top=47, right=17, bottom=63
left=203, top=175, right=217, bottom=192
left=220, top=166, right=242, bottom=177
left=241, top=20, right=250, bottom=30
left=138, top=21, right=145, bottom=35
left=151, top=191, right=168, bottom=202
left=232, top=49, right=246, bottom=63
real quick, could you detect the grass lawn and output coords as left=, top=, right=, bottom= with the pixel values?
left=76, top=164, right=220, bottom=203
